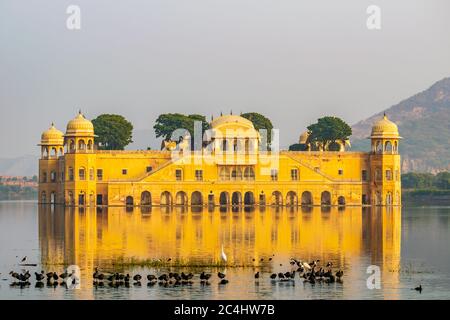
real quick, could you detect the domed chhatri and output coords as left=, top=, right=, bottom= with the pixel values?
left=40, top=123, right=64, bottom=145
left=371, top=114, right=400, bottom=138
left=65, top=110, right=95, bottom=137
left=211, top=114, right=254, bottom=130
left=38, top=112, right=401, bottom=207
left=299, top=131, right=309, bottom=144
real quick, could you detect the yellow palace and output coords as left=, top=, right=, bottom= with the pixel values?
left=38, top=112, right=401, bottom=207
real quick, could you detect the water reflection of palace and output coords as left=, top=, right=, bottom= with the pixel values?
left=39, top=206, right=400, bottom=280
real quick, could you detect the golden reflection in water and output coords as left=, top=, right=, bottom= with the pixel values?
left=38, top=205, right=401, bottom=297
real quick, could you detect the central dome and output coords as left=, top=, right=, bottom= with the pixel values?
left=211, top=115, right=254, bottom=130
left=66, top=111, right=94, bottom=136
left=371, top=114, right=400, bottom=138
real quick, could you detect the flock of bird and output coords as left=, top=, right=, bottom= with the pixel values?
left=8, top=269, right=78, bottom=288
left=5, top=255, right=424, bottom=293
left=267, top=258, right=344, bottom=284
left=92, top=268, right=230, bottom=287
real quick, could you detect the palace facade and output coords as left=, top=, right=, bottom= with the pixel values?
left=38, top=112, right=401, bottom=207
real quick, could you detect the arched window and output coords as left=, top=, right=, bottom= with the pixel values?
left=244, top=167, right=255, bottom=180
left=376, top=141, right=382, bottom=154
left=78, top=139, right=86, bottom=151
left=394, top=141, right=398, bottom=154
left=42, top=171, right=47, bottom=183
left=321, top=191, right=331, bottom=206
left=50, top=147, right=57, bottom=157
left=245, top=138, right=250, bottom=153
left=50, top=171, right=56, bottom=182
left=69, top=139, right=75, bottom=152
left=385, top=141, right=392, bottom=153
left=79, top=167, right=86, bottom=180
left=301, top=191, right=313, bottom=206
left=68, top=167, right=74, bottom=181
left=41, top=191, right=46, bottom=203
left=231, top=167, right=242, bottom=180
left=222, top=139, right=228, bottom=152
left=220, top=167, right=230, bottom=180
left=233, top=138, right=238, bottom=152
left=89, top=168, right=94, bottom=180
left=87, top=140, right=93, bottom=151
left=141, top=191, right=152, bottom=206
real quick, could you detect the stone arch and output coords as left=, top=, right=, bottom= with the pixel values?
left=191, top=191, right=203, bottom=206
left=244, top=138, right=250, bottom=153
left=208, top=193, right=215, bottom=206
left=41, top=191, right=47, bottom=203
left=394, top=141, right=398, bottom=153
left=141, top=191, right=152, bottom=206
left=338, top=196, right=346, bottom=206
left=321, top=191, right=331, bottom=206
left=79, top=167, right=86, bottom=180
left=78, top=139, right=86, bottom=151
left=69, top=139, right=75, bottom=152
left=50, top=170, right=56, bottom=182
left=50, top=191, right=56, bottom=204
left=50, top=147, right=57, bottom=157
left=231, top=191, right=242, bottom=206
left=160, top=191, right=172, bottom=206
left=244, top=191, right=255, bottom=206
left=301, top=191, right=313, bottom=206
left=78, top=192, right=85, bottom=206
left=175, top=191, right=188, bottom=206
left=386, top=192, right=392, bottom=206
left=286, top=191, right=298, bottom=206
left=376, top=140, right=382, bottom=154
left=271, top=191, right=283, bottom=206
left=259, top=193, right=266, bottom=206
left=222, top=139, right=228, bottom=152
left=125, top=196, right=134, bottom=206
left=87, top=139, right=93, bottom=151
left=376, top=192, right=382, bottom=205
left=244, top=167, right=255, bottom=180
left=231, top=167, right=242, bottom=180
left=220, top=167, right=230, bottom=180
left=385, top=141, right=392, bottom=153
left=219, top=192, right=230, bottom=206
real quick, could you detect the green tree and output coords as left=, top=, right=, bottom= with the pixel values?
left=92, top=114, right=133, bottom=150
left=434, top=172, right=450, bottom=190
left=307, top=116, right=352, bottom=151
left=153, top=113, right=210, bottom=149
left=241, top=112, right=274, bottom=148
left=288, top=143, right=308, bottom=151
left=401, top=172, right=434, bottom=189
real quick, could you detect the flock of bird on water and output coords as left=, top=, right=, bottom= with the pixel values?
left=4, top=255, right=423, bottom=293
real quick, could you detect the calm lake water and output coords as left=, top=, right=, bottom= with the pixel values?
left=0, top=201, right=449, bottom=300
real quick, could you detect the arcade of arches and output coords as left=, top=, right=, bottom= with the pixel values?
left=115, top=190, right=355, bottom=207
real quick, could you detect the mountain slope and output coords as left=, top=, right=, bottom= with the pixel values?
left=0, top=155, right=38, bottom=176
left=351, top=77, right=450, bottom=173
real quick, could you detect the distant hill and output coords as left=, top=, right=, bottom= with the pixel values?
left=351, top=77, right=450, bottom=173
left=0, top=155, right=38, bottom=176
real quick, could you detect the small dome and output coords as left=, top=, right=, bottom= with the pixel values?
left=371, top=114, right=399, bottom=138
left=66, top=111, right=94, bottom=136
left=211, top=114, right=254, bottom=130
left=299, top=131, right=309, bottom=144
left=41, top=123, right=64, bottom=145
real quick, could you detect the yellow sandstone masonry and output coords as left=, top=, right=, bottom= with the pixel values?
left=38, top=113, right=401, bottom=207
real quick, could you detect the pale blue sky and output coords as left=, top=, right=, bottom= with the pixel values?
left=1, top=0, right=450, bottom=157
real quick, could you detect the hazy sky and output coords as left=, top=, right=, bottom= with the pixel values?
left=1, top=0, right=450, bottom=157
